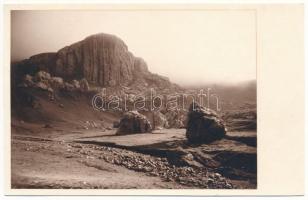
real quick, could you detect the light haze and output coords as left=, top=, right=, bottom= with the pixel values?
left=11, top=10, right=256, bottom=85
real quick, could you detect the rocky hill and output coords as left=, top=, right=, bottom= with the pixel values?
left=11, top=33, right=186, bottom=129
left=12, top=33, right=181, bottom=93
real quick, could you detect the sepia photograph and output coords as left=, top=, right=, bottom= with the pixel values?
left=3, top=3, right=305, bottom=196
left=10, top=8, right=257, bottom=190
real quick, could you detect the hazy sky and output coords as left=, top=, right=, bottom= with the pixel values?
left=11, top=10, right=256, bottom=85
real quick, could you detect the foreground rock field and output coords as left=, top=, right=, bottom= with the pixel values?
left=11, top=120, right=256, bottom=189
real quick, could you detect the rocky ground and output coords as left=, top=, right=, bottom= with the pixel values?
left=11, top=120, right=256, bottom=189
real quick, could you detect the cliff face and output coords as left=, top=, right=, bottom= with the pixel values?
left=13, top=33, right=177, bottom=90
left=54, top=34, right=135, bottom=86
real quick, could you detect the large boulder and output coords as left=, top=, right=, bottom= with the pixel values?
left=186, top=103, right=226, bottom=144
left=116, top=111, right=152, bottom=135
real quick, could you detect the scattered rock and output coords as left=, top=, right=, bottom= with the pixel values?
left=186, top=103, right=226, bottom=144
left=17, top=70, right=93, bottom=97
left=75, top=142, right=232, bottom=188
left=43, top=124, right=52, bottom=128
left=207, top=178, right=214, bottom=184
left=183, top=153, right=194, bottom=161
left=50, top=77, right=64, bottom=88
left=22, top=74, right=34, bottom=87
left=47, top=87, right=53, bottom=93
left=79, top=78, right=90, bottom=92
left=71, top=80, right=80, bottom=89
left=35, top=71, right=51, bottom=82
left=64, top=82, right=74, bottom=92
left=35, top=82, right=49, bottom=90
left=226, top=183, right=232, bottom=189
left=214, top=173, right=222, bottom=178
